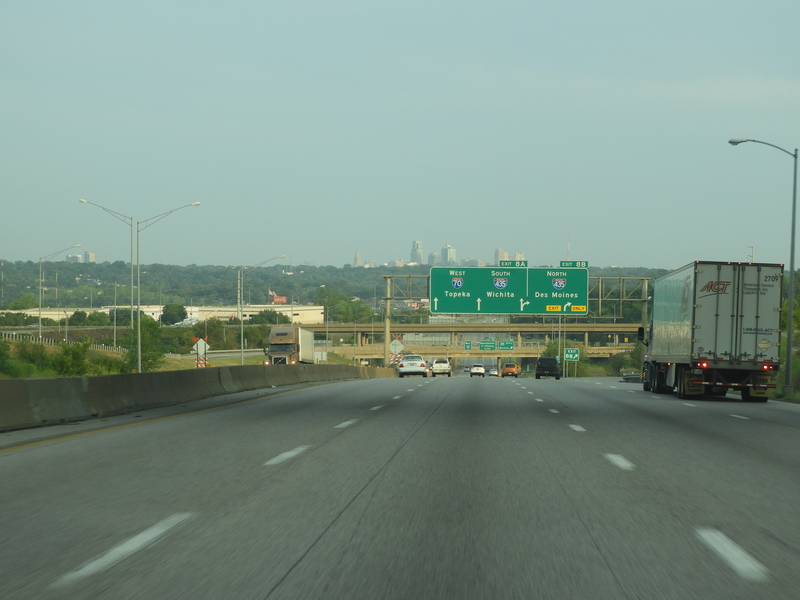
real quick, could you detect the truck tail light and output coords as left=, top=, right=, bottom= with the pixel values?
left=762, top=364, right=775, bottom=370
left=694, top=361, right=708, bottom=369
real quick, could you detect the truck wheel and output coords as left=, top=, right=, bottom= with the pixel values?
left=423, top=372, right=428, bottom=377
left=448, top=372, right=451, bottom=377
left=431, top=373, right=436, bottom=378
left=399, top=374, right=404, bottom=378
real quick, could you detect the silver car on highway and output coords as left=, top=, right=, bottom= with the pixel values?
left=398, top=355, right=428, bottom=377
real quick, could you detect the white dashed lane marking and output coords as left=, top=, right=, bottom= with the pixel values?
left=548, top=409, right=560, bottom=414
left=604, top=454, right=635, bottom=470
left=695, top=528, right=769, bottom=582
left=730, top=415, right=750, bottom=420
left=568, top=425, right=585, bottom=432
left=264, top=445, right=311, bottom=466
left=370, top=405, right=384, bottom=411
left=335, top=419, right=358, bottom=429
left=53, top=513, right=194, bottom=587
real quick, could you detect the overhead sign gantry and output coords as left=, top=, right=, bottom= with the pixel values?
left=429, top=266, right=588, bottom=315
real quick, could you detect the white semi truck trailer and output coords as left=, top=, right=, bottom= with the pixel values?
left=638, top=261, right=783, bottom=401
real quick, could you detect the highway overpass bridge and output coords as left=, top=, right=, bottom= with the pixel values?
left=304, top=322, right=641, bottom=363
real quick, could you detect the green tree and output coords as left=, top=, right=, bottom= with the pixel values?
left=160, top=303, right=188, bottom=325
left=85, top=311, right=110, bottom=326
left=51, top=340, right=93, bottom=377
left=121, top=316, right=165, bottom=372
left=249, top=309, right=290, bottom=325
left=8, top=293, right=37, bottom=310
left=69, top=310, right=88, bottom=326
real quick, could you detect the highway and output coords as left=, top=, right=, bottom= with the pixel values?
left=2, top=376, right=799, bottom=599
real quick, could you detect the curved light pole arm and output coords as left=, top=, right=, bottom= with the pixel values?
left=80, top=199, right=135, bottom=329
left=136, top=202, right=201, bottom=373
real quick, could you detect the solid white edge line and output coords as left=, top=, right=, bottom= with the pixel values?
left=568, top=424, right=586, bottom=432
left=335, top=419, right=358, bottom=429
left=53, top=513, right=194, bottom=587
left=604, top=454, right=635, bottom=470
left=264, top=445, right=311, bottom=466
left=695, top=528, right=769, bottom=582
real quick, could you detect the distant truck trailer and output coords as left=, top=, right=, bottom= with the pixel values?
left=267, top=327, right=315, bottom=364
left=638, top=261, right=782, bottom=401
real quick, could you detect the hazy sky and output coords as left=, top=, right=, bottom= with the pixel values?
left=3, top=1, right=799, bottom=270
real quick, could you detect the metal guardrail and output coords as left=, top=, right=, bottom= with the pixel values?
left=0, top=331, right=126, bottom=353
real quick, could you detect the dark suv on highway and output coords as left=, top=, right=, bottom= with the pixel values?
left=535, top=357, right=561, bottom=380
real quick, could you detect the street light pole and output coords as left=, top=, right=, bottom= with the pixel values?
left=39, top=244, right=80, bottom=338
left=239, top=255, right=285, bottom=365
left=136, top=203, right=201, bottom=373
left=729, top=138, right=798, bottom=394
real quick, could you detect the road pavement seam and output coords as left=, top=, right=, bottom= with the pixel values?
left=52, top=512, right=195, bottom=588
left=695, top=528, right=769, bottom=582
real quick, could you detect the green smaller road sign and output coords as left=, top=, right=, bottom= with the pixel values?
left=464, top=341, right=472, bottom=350
left=479, top=340, right=496, bottom=351
left=498, top=339, right=515, bottom=351
left=564, top=348, right=580, bottom=361
left=499, top=260, right=527, bottom=267
left=560, top=261, right=588, bottom=268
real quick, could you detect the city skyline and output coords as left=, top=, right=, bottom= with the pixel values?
left=3, top=3, right=797, bottom=271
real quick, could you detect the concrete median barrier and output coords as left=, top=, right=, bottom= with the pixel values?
left=0, top=363, right=398, bottom=433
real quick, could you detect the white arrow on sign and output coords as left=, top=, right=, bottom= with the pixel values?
left=433, top=298, right=438, bottom=310
left=563, top=302, right=572, bottom=311
left=476, top=298, right=482, bottom=311
left=520, top=298, right=530, bottom=311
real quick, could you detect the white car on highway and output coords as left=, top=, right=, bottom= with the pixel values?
left=398, top=355, right=429, bottom=377
left=470, top=364, right=486, bottom=377
left=430, top=358, right=452, bottom=377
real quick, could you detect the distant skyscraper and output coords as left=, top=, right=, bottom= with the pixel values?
left=494, top=248, right=509, bottom=264
left=353, top=249, right=363, bottom=267
left=429, top=252, right=441, bottom=266
left=84, top=251, right=96, bottom=264
left=513, top=251, right=525, bottom=262
left=66, top=254, right=83, bottom=263
left=410, top=240, right=424, bottom=264
left=441, top=244, right=456, bottom=265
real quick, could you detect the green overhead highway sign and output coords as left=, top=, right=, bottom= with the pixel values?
left=464, top=341, right=472, bottom=350
left=479, top=340, right=497, bottom=351
left=430, top=266, right=588, bottom=315
left=498, top=339, right=515, bottom=351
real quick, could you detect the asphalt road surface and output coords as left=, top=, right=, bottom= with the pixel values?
left=2, top=376, right=799, bottom=599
